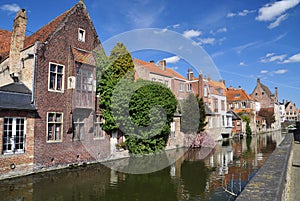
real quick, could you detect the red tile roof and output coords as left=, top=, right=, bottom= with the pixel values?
left=234, top=108, right=253, bottom=114
left=208, top=80, right=226, bottom=95
left=134, top=58, right=186, bottom=80
left=226, top=87, right=254, bottom=102
left=0, top=29, right=12, bottom=60
left=0, top=4, right=73, bottom=62
left=72, top=47, right=95, bottom=66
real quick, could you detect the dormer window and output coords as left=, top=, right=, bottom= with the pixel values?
left=78, top=28, right=85, bottom=42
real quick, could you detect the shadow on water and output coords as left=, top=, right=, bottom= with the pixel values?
left=0, top=131, right=283, bottom=201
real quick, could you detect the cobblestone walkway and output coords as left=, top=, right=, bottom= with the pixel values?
left=289, top=141, right=300, bottom=201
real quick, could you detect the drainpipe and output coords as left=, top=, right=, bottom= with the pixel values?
left=31, top=43, right=37, bottom=104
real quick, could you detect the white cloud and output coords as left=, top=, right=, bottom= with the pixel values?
left=260, top=53, right=287, bottom=63
left=163, top=56, right=180, bottom=64
left=261, top=70, right=269, bottom=74
left=0, top=3, right=21, bottom=13
left=268, top=14, right=288, bottom=29
left=183, top=29, right=201, bottom=39
left=154, top=28, right=168, bottom=34
left=234, top=41, right=259, bottom=54
left=198, top=38, right=216, bottom=45
left=217, top=27, right=227, bottom=33
left=210, top=27, right=227, bottom=35
left=173, top=24, right=180, bottom=28
left=240, top=61, right=247, bottom=66
left=282, top=53, right=300, bottom=63
left=274, top=69, right=288, bottom=74
left=227, top=9, right=256, bottom=18
left=256, top=0, right=300, bottom=22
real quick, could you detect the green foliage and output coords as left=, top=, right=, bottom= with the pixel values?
left=125, top=80, right=177, bottom=155
left=180, top=94, right=207, bottom=134
left=197, top=97, right=207, bottom=133
left=246, top=121, right=252, bottom=136
left=96, top=42, right=135, bottom=134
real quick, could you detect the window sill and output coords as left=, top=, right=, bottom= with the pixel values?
left=93, top=137, right=105, bottom=140
left=46, top=140, right=63, bottom=143
left=48, top=89, right=65, bottom=93
left=2, top=151, right=25, bottom=156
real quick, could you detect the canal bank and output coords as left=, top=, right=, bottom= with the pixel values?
left=0, top=132, right=282, bottom=201
left=236, top=132, right=294, bottom=201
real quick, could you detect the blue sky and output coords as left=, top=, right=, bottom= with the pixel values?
left=1, top=0, right=300, bottom=107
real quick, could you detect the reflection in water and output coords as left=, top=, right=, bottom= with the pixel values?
left=0, top=131, right=283, bottom=201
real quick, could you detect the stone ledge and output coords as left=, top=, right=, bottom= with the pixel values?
left=236, top=133, right=294, bottom=201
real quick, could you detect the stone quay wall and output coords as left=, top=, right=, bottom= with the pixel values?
left=236, top=132, right=294, bottom=201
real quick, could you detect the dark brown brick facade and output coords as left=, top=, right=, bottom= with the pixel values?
left=32, top=3, right=110, bottom=170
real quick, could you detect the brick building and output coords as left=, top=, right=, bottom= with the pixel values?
left=250, top=78, right=281, bottom=130
left=134, top=59, right=191, bottom=100
left=0, top=1, right=110, bottom=176
left=284, top=101, right=298, bottom=122
left=0, top=82, right=36, bottom=179
left=226, top=86, right=257, bottom=133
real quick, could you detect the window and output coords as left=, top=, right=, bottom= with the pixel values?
left=49, top=63, right=64, bottom=92
left=221, top=100, right=225, bottom=111
left=164, top=80, right=169, bottom=87
left=78, top=28, right=86, bottom=42
left=214, top=98, right=218, bottom=113
left=47, top=113, right=63, bottom=142
left=73, top=116, right=84, bottom=141
left=187, top=83, right=192, bottom=92
left=234, top=94, right=240, bottom=98
left=204, top=85, right=208, bottom=97
left=2, top=117, right=26, bottom=154
left=179, top=83, right=184, bottom=92
left=242, top=101, right=246, bottom=108
left=152, top=78, right=156, bottom=82
left=94, top=115, right=104, bottom=139
left=76, top=64, right=94, bottom=107
left=222, top=116, right=225, bottom=127
left=262, top=92, right=265, bottom=95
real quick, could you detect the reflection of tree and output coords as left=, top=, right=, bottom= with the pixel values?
left=103, top=167, right=177, bottom=201
left=246, top=136, right=252, bottom=152
left=180, top=160, right=210, bottom=200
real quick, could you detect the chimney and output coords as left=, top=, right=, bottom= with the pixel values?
left=238, top=85, right=242, bottom=90
left=257, top=78, right=260, bottom=84
left=158, top=60, right=166, bottom=71
left=275, top=87, right=278, bottom=102
left=207, top=75, right=211, bottom=81
left=9, top=9, right=27, bottom=77
left=149, top=60, right=155, bottom=63
left=220, top=79, right=225, bottom=86
left=187, top=68, right=194, bottom=81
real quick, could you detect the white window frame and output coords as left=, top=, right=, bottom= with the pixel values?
left=187, top=83, right=192, bottom=92
left=46, top=112, right=63, bottom=143
left=179, top=83, right=184, bottom=92
left=73, top=116, right=85, bottom=141
left=204, top=85, right=208, bottom=97
left=48, top=62, right=65, bottom=92
left=2, top=117, right=26, bottom=155
left=78, top=28, right=86, bottom=42
left=94, top=114, right=104, bottom=140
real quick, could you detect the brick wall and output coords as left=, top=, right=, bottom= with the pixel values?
left=32, top=3, right=110, bottom=171
left=0, top=110, right=35, bottom=180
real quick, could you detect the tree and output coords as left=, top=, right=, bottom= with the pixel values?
left=180, top=94, right=207, bottom=134
left=238, top=112, right=252, bottom=136
left=197, top=96, right=207, bottom=133
left=125, top=80, right=177, bottom=154
left=97, top=42, right=135, bottom=134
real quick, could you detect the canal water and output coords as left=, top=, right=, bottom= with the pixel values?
left=0, top=131, right=283, bottom=201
